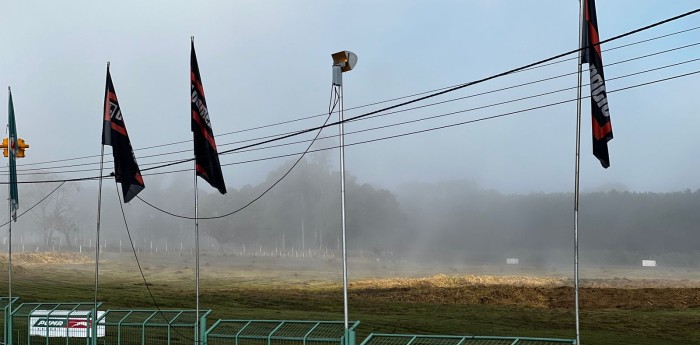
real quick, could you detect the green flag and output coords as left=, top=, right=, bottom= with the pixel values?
left=8, top=87, right=18, bottom=221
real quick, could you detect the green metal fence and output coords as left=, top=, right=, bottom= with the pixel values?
left=93, top=309, right=211, bottom=345
left=359, top=334, right=576, bottom=345
left=1, top=297, right=19, bottom=344
left=205, top=320, right=360, bottom=345
left=8, top=302, right=101, bottom=345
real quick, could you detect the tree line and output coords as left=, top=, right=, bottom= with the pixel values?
left=10, top=155, right=700, bottom=267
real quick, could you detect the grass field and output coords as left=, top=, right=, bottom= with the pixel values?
left=1, top=252, right=699, bottom=345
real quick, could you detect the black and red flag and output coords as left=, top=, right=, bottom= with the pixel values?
left=191, top=41, right=227, bottom=194
left=581, top=0, right=613, bottom=168
left=102, top=65, right=145, bottom=202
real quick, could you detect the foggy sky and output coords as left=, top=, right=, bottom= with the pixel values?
left=1, top=0, right=699, bottom=195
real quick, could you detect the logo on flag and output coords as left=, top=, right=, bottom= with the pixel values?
left=581, top=0, right=613, bottom=168
left=191, top=41, right=227, bottom=194
left=102, top=66, right=145, bottom=202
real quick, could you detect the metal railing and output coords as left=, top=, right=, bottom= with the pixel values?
left=8, top=302, right=101, bottom=345
left=360, top=333, right=576, bottom=345
left=205, top=320, right=360, bottom=345
left=1, top=297, right=19, bottom=345
left=93, top=309, right=211, bottom=345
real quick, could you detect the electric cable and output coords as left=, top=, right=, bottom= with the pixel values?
left=2, top=9, right=699, bottom=186
left=9, top=51, right=700, bottom=178
left=0, top=181, right=66, bottom=228
left=135, top=84, right=341, bottom=219
left=15, top=20, right=700, bottom=170
left=133, top=67, right=700, bottom=219
left=112, top=179, right=199, bottom=342
left=3, top=62, right=699, bottom=185
left=135, top=55, right=700, bottom=178
left=10, top=39, right=700, bottom=177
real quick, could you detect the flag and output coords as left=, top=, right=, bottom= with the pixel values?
left=8, top=88, right=18, bottom=221
left=102, top=66, right=145, bottom=202
left=191, top=41, right=227, bottom=194
left=581, top=0, right=613, bottom=168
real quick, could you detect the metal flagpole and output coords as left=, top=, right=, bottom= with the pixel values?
left=94, top=143, right=105, bottom=345
left=95, top=62, right=108, bottom=345
left=337, top=83, right=350, bottom=332
left=6, top=87, right=14, bottom=334
left=331, top=51, right=357, bottom=341
left=7, top=162, right=12, bottom=335
left=190, top=35, right=202, bottom=345
left=574, top=1, right=584, bottom=344
left=194, top=165, right=200, bottom=345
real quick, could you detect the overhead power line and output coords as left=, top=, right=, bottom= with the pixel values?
left=8, top=50, right=700, bottom=177
left=0, top=9, right=697, bottom=197
left=134, top=67, right=700, bottom=219
left=9, top=38, right=700, bottom=177
left=15, top=21, right=700, bottom=170
left=0, top=181, right=66, bottom=228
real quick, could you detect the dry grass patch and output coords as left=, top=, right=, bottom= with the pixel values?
left=351, top=274, right=569, bottom=289
left=0, top=252, right=92, bottom=265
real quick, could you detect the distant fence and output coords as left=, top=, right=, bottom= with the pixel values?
left=360, top=334, right=576, bottom=345
left=205, top=320, right=360, bottom=345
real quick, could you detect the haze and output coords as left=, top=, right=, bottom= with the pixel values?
left=0, top=1, right=699, bottom=268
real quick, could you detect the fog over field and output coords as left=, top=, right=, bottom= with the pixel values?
left=1, top=1, right=699, bottom=281
left=4, top=155, right=699, bottom=275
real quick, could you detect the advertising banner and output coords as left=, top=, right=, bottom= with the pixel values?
left=29, top=310, right=105, bottom=337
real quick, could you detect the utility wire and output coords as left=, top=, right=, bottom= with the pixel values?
left=15, top=21, right=700, bottom=170
left=0, top=181, right=66, bottom=228
left=138, top=55, right=700, bottom=177
left=134, top=67, right=700, bottom=219
left=136, top=84, right=341, bottom=219
left=10, top=40, right=700, bottom=177
left=3, top=64, right=699, bottom=185
left=3, top=9, right=700, bottom=185
left=112, top=180, right=198, bottom=342
left=9, top=51, right=700, bottom=178
left=0, top=66, right=690, bottom=227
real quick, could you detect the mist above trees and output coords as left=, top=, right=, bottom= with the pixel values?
left=11, top=156, right=700, bottom=267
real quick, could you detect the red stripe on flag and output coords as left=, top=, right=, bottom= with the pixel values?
left=592, top=119, right=612, bottom=141
left=193, top=82, right=205, bottom=100
left=195, top=164, right=209, bottom=179
left=104, top=104, right=111, bottom=121
left=588, top=23, right=602, bottom=57
left=111, top=122, right=127, bottom=136
left=192, top=110, right=217, bottom=149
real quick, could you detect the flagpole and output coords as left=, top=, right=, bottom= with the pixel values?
left=6, top=87, right=13, bottom=338
left=574, top=1, right=584, bottom=344
left=95, top=64, right=108, bottom=345
left=7, top=160, right=12, bottom=341
left=338, top=83, right=350, bottom=333
left=191, top=35, right=202, bottom=345
left=7, top=201, right=11, bottom=345
left=7, top=191, right=11, bottom=334
left=194, top=151, right=200, bottom=345
left=331, top=51, right=357, bottom=341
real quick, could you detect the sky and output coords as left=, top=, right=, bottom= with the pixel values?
left=0, top=0, right=699, bottom=195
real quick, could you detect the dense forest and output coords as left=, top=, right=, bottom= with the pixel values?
left=9, top=155, right=700, bottom=267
